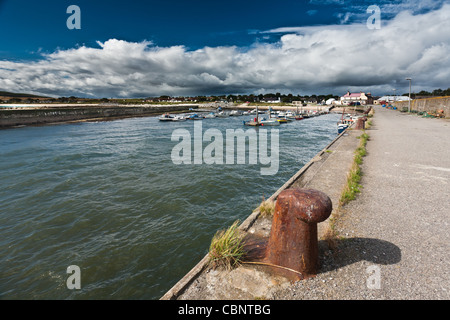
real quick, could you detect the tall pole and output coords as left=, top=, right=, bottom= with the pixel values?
left=406, top=78, right=412, bottom=113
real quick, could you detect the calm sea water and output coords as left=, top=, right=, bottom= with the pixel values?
left=0, top=112, right=340, bottom=299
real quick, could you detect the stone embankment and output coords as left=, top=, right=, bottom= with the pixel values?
left=394, top=96, right=449, bottom=118
left=0, top=104, right=197, bottom=128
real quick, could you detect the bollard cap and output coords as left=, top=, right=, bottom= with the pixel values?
left=278, top=188, right=332, bottom=224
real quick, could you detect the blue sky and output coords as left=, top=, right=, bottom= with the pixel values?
left=0, top=0, right=343, bottom=59
left=0, top=0, right=449, bottom=97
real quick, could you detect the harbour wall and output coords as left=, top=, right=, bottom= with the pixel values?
left=0, top=104, right=198, bottom=128
left=393, top=96, right=450, bottom=118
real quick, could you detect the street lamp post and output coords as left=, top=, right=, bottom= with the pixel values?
left=406, top=78, right=412, bottom=113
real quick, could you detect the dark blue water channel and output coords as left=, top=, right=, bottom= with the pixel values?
left=0, top=112, right=340, bottom=299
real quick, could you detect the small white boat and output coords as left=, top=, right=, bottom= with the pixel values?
left=216, top=111, right=229, bottom=118
left=285, top=111, right=296, bottom=121
left=159, top=113, right=175, bottom=121
left=285, top=111, right=294, bottom=117
left=172, top=115, right=186, bottom=122
left=230, top=110, right=243, bottom=116
left=250, top=109, right=265, bottom=114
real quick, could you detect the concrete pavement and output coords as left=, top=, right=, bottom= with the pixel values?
left=274, top=106, right=450, bottom=299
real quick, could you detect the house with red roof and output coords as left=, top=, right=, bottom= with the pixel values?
left=340, top=91, right=374, bottom=105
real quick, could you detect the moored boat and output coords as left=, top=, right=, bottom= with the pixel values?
left=243, top=106, right=263, bottom=126
left=188, top=113, right=203, bottom=120
left=159, top=113, right=175, bottom=121
left=285, top=111, right=296, bottom=120
left=172, top=115, right=186, bottom=122
left=260, top=118, right=280, bottom=126
left=229, top=110, right=243, bottom=116
left=243, top=119, right=262, bottom=126
left=203, top=112, right=216, bottom=119
left=338, top=123, right=349, bottom=134
left=216, top=111, right=229, bottom=118
left=337, top=108, right=350, bottom=133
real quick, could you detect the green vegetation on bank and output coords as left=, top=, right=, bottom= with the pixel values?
left=323, top=128, right=370, bottom=248
left=257, top=198, right=276, bottom=218
left=339, top=132, right=369, bottom=205
left=208, top=220, right=245, bottom=270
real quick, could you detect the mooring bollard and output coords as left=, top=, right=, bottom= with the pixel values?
left=355, top=117, right=366, bottom=130
left=265, top=188, right=332, bottom=279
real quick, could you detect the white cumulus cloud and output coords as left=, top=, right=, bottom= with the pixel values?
left=0, top=4, right=449, bottom=97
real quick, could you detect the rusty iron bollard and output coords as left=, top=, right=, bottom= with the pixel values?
left=355, top=117, right=366, bottom=130
left=265, top=188, right=332, bottom=279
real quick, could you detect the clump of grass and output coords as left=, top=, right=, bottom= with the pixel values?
left=339, top=132, right=369, bottom=206
left=258, top=198, right=276, bottom=217
left=325, top=132, right=370, bottom=248
left=208, top=220, right=245, bottom=270
left=340, top=162, right=362, bottom=205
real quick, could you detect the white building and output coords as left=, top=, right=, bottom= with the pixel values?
left=325, top=98, right=336, bottom=105
left=377, top=96, right=411, bottom=103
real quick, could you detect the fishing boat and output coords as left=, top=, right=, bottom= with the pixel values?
left=294, top=106, right=304, bottom=120
left=337, top=108, right=350, bottom=133
left=259, top=109, right=280, bottom=125
left=243, top=106, right=263, bottom=126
